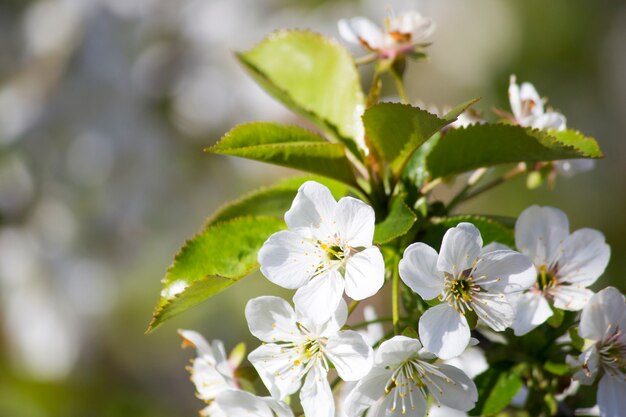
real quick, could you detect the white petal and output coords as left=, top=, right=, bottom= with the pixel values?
left=515, top=205, right=569, bottom=267
left=325, top=330, right=373, bottom=381
left=335, top=196, right=375, bottom=247
left=245, top=296, right=301, bottom=343
left=248, top=344, right=304, bottom=399
left=473, top=250, right=536, bottom=294
left=284, top=181, right=337, bottom=241
left=519, top=81, right=544, bottom=116
left=312, top=298, right=348, bottom=337
left=258, top=230, right=319, bottom=289
left=215, top=391, right=294, bottom=417
left=337, top=17, right=384, bottom=50
left=444, top=347, right=488, bottom=378
left=376, top=335, right=423, bottom=365
left=300, top=363, right=334, bottom=417
left=480, top=241, right=511, bottom=255
left=551, top=285, right=594, bottom=311
left=569, top=346, right=599, bottom=385
left=178, top=329, right=215, bottom=359
left=511, top=292, right=553, bottom=336
left=189, top=357, right=232, bottom=401
left=472, top=292, right=514, bottom=332
left=399, top=243, right=444, bottom=300
left=293, top=270, right=345, bottom=325
left=361, top=305, right=384, bottom=346
left=344, top=247, right=385, bottom=300
left=555, top=159, right=595, bottom=178
left=531, top=112, right=566, bottom=130
left=428, top=406, right=468, bottom=417
left=419, top=303, right=470, bottom=360
left=427, top=364, right=478, bottom=411
left=344, top=367, right=392, bottom=417
left=508, top=75, right=522, bottom=121
left=438, top=223, right=483, bottom=277
left=579, top=287, right=626, bottom=341
left=598, top=374, right=626, bottom=417
left=557, top=228, right=610, bottom=287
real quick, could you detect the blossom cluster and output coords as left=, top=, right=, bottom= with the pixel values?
left=170, top=9, right=623, bottom=417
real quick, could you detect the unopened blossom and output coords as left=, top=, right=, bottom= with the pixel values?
left=511, top=206, right=610, bottom=335
left=399, top=223, right=535, bottom=359
left=508, top=75, right=594, bottom=177
left=568, top=287, right=626, bottom=417
left=258, top=181, right=384, bottom=324
left=344, top=336, right=477, bottom=417
left=214, top=390, right=293, bottom=417
left=246, top=296, right=373, bottom=417
left=338, top=10, right=435, bottom=60
left=178, top=330, right=239, bottom=416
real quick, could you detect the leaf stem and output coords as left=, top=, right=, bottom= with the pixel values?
left=390, top=69, right=409, bottom=104
left=392, top=265, right=401, bottom=334
left=449, top=163, right=526, bottom=209
left=356, top=53, right=378, bottom=66
left=347, top=300, right=360, bottom=316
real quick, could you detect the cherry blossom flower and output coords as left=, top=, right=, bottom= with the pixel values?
left=344, top=335, right=477, bottom=417
left=258, top=181, right=384, bottom=324
left=568, top=287, right=626, bottom=417
left=246, top=296, right=373, bottom=417
left=511, top=206, right=610, bottom=335
left=178, top=330, right=240, bottom=416
left=399, top=223, right=535, bottom=359
left=338, top=10, right=435, bottom=60
left=508, top=75, right=594, bottom=177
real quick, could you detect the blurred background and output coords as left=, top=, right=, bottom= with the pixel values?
left=0, top=0, right=624, bottom=415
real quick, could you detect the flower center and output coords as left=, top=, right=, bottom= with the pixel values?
left=441, top=269, right=480, bottom=314
left=521, top=98, right=537, bottom=117
left=599, top=327, right=626, bottom=379
left=536, top=264, right=558, bottom=292
left=384, top=360, right=455, bottom=414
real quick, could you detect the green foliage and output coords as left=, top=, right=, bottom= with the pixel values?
left=362, top=103, right=447, bottom=175
left=207, top=122, right=357, bottom=185
left=547, top=306, right=565, bottom=328
left=206, top=175, right=353, bottom=226
left=544, top=360, right=570, bottom=376
left=237, top=30, right=365, bottom=156
left=423, top=215, right=515, bottom=250
left=373, top=195, right=417, bottom=244
left=148, top=216, right=284, bottom=332
left=470, top=364, right=524, bottom=416
left=426, top=124, right=602, bottom=179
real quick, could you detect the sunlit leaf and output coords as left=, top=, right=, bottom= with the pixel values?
left=238, top=30, right=365, bottom=157
left=469, top=364, right=523, bottom=416
left=207, top=122, right=357, bottom=185
left=426, top=124, right=603, bottom=179
left=373, top=195, right=417, bottom=244
left=148, top=216, right=284, bottom=332
left=423, top=214, right=515, bottom=250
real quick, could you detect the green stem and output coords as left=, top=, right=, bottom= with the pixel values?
left=347, top=300, right=360, bottom=316
left=390, top=69, right=409, bottom=104
left=451, top=164, right=526, bottom=207
left=392, top=266, right=401, bottom=334
left=356, top=53, right=378, bottom=66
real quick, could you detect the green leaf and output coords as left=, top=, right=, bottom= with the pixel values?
left=547, top=306, right=565, bottom=328
left=544, top=360, right=570, bottom=376
left=362, top=103, right=447, bottom=175
left=237, top=30, right=365, bottom=156
left=374, top=195, right=417, bottom=244
left=401, top=327, right=419, bottom=339
left=208, top=122, right=357, bottom=185
left=470, top=364, right=524, bottom=416
left=550, top=129, right=602, bottom=157
left=426, top=124, right=603, bottom=179
left=148, top=216, right=284, bottom=332
left=206, top=175, right=352, bottom=226
left=423, top=215, right=515, bottom=250
left=569, top=327, right=585, bottom=351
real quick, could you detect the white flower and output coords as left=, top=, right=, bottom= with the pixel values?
left=508, top=75, right=595, bottom=177
left=508, top=75, right=566, bottom=131
left=510, top=206, right=610, bottom=335
left=568, top=287, right=626, bottom=417
left=246, top=296, right=373, bottom=417
left=399, top=223, right=535, bottom=359
left=258, top=181, right=385, bottom=324
left=214, top=390, right=294, bottom=417
left=344, top=335, right=477, bottom=417
left=178, top=330, right=239, bottom=416
left=338, top=10, right=435, bottom=60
